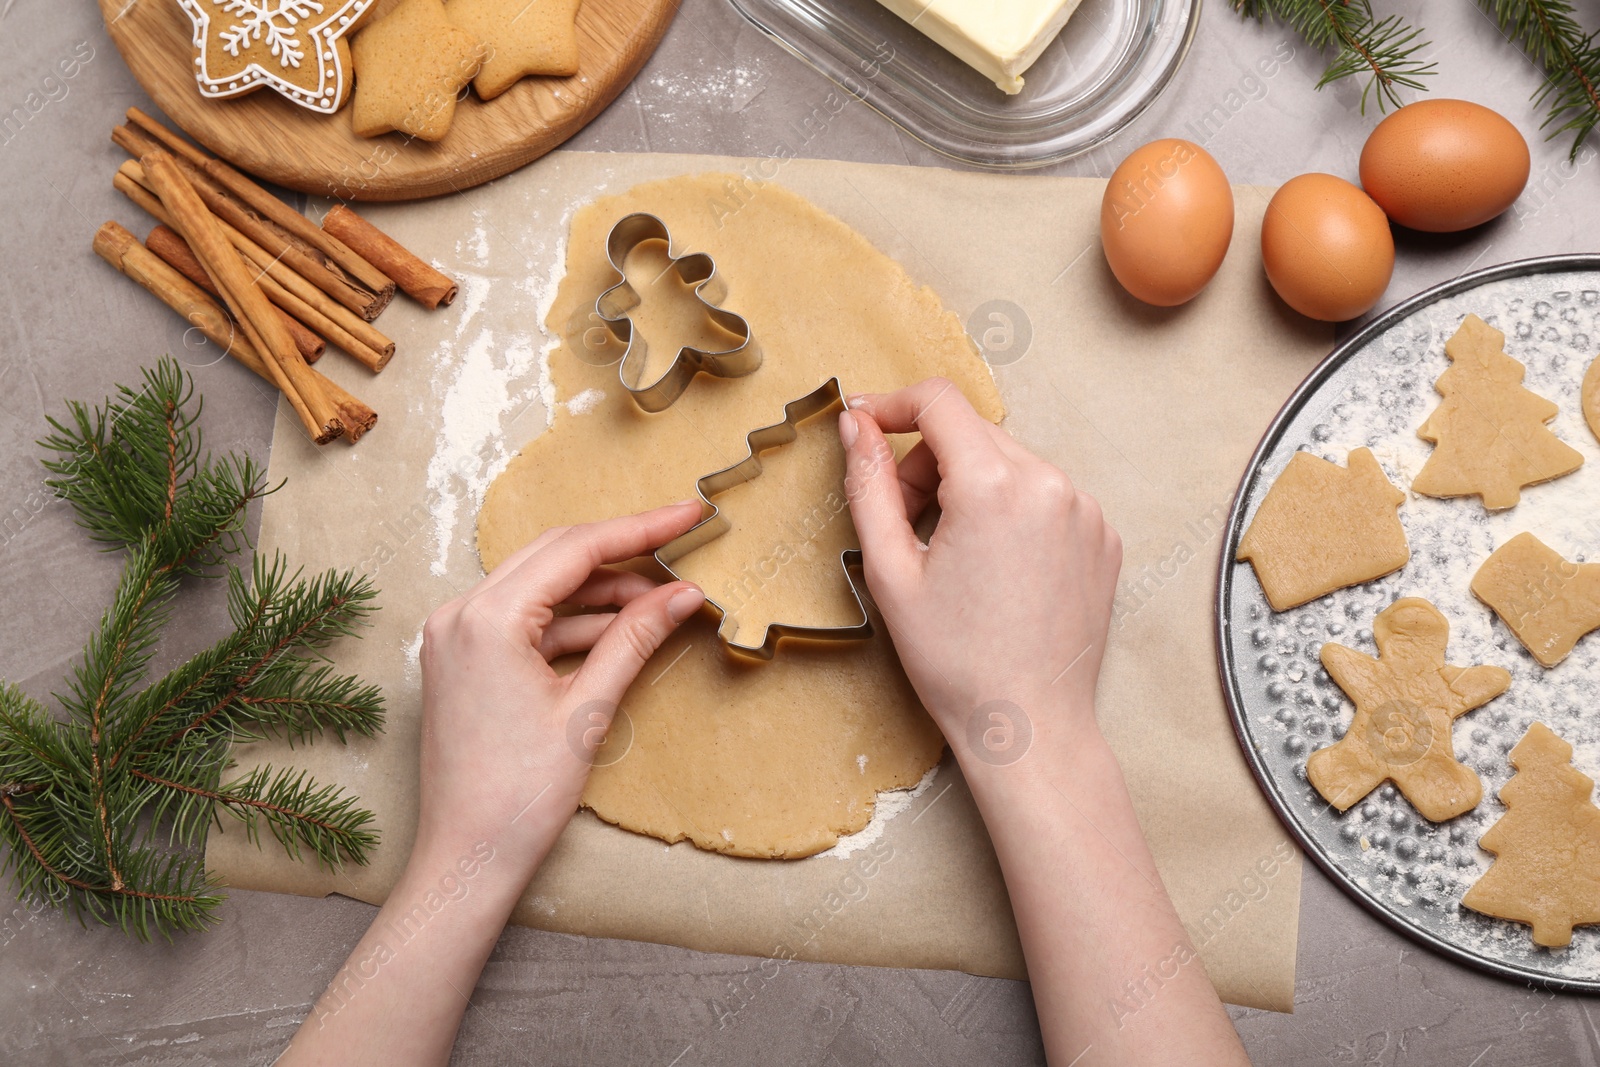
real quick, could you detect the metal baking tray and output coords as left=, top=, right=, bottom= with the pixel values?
left=725, top=0, right=1198, bottom=169
left=1218, top=255, right=1600, bottom=992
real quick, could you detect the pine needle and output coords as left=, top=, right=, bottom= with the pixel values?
left=1234, top=0, right=1436, bottom=112
left=2, top=359, right=385, bottom=939
left=1475, top=0, right=1600, bottom=159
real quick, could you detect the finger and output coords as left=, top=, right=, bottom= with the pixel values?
left=468, top=523, right=575, bottom=600
left=847, top=378, right=1009, bottom=461
left=481, top=501, right=703, bottom=622
left=839, top=409, right=924, bottom=579
left=567, top=581, right=705, bottom=708
left=537, top=613, right=616, bottom=660
left=894, top=439, right=941, bottom=523
left=563, top=567, right=659, bottom=608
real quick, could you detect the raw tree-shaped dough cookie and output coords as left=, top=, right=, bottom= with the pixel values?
left=350, top=0, right=484, bottom=141
left=1584, top=354, right=1600, bottom=444
left=1471, top=532, right=1600, bottom=668
left=1236, top=447, right=1409, bottom=611
left=1413, top=314, right=1584, bottom=510
left=449, top=0, right=584, bottom=99
left=1307, top=597, right=1511, bottom=820
left=1462, top=722, right=1600, bottom=947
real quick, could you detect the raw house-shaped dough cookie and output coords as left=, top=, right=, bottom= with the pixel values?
left=1413, top=314, right=1584, bottom=510
left=1236, top=447, right=1409, bottom=612
left=1463, top=722, right=1600, bottom=948
left=1306, top=597, right=1511, bottom=821
left=1471, top=532, right=1600, bottom=668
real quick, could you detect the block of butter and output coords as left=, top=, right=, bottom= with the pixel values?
left=875, top=0, right=1087, bottom=94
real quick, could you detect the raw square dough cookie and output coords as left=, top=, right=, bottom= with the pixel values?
left=1471, top=531, right=1600, bottom=668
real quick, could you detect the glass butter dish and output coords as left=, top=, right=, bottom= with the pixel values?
left=727, top=0, right=1200, bottom=169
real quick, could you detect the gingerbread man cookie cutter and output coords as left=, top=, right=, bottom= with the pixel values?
left=655, top=378, right=874, bottom=660
left=595, top=213, right=761, bottom=413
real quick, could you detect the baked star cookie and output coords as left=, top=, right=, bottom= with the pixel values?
left=1471, top=532, right=1600, bottom=668
left=1306, top=597, right=1510, bottom=821
left=1463, top=722, right=1600, bottom=948
left=1236, top=447, right=1409, bottom=612
left=449, top=0, right=585, bottom=100
left=350, top=0, right=485, bottom=141
left=178, top=0, right=377, bottom=112
left=1413, top=314, right=1584, bottom=510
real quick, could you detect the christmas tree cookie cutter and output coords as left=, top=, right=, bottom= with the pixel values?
left=595, top=213, right=761, bottom=413
left=654, top=378, right=873, bottom=661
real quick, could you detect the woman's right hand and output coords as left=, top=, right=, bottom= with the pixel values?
left=838, top=378, right=1122, bottom=768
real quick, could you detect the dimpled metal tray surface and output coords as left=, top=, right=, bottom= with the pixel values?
left=1219, top=255, right=1600, bottom=991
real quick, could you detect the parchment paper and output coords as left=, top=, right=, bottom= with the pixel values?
left=208, top=151, right=1331, bottom=1012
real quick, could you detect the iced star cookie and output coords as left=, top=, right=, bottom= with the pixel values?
left=178, top=0, right=377, bottom=113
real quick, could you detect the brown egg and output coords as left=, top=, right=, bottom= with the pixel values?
left=1359, top=99, right=1530, bottom=232
left=1261, top=174, right=1394, bottom=322
left=1101, top=139, right=1234, bottom=306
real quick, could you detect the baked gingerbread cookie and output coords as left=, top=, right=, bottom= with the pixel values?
left=1471, top=532, right=1600, bottom=668
left=449, top=0, right=585, bottom=100
left=1413, top=315, right=1584, bottom=510
left=1306, top=597, right=1510, bottom=821
left=1236, top=447, right=1409, bottom=612
left=1584, top=354, right=1600, bottom=445
left=1463, top=722, right=1600, bottom=948
left=178, top=0, right=377, bottom=112
left=350, top=0, right=484, bottom=141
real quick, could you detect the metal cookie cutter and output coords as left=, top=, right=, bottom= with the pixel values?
left=595, top=213, right=761, bottom=413
left=655, top=377, right=874, bottom=661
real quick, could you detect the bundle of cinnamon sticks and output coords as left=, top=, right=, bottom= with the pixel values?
left=93, top=107, right=458, bottom=444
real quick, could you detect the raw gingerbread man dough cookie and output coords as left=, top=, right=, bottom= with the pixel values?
left=1306, top=597, right=1511, bottom=821
left=351, top=0, right=484, bottom=141
left=1236, top=447, right=1409, bottom=612
left=1413, top=314, right=1584, bottom=510
left=1471, top=532, right=1600, bottom=668
left=449, top=0, right=584, bottom=99
left=1463, top=722, right=1600, bottom=948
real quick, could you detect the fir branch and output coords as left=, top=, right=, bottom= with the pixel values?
left=132, top=764, right=378, bottom=871
left=1, top=358, right=384, bottom=939
left=1234, top=0, right=1436, bottom=112
left=1476, top=0, right=1600, bottom=158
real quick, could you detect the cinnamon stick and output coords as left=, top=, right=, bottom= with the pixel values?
left=141, top=150, right=341, bottom=443
left=145, top=225, right=325, bottom=363
left=117, top=162, right=395, bottom=371
left=95, top=222, right=376, bottom=440
left=112, top=125, right=385, bottom=323
left=122, top=109, right=398, bottom=309
left=322, top=203, right=458, bottom=309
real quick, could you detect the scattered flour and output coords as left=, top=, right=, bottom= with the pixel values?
left=820, top=763, right=940, bottom=859
left=565, top=387, right=605, bottom=415
left=856, top=754, right=868, bottom=774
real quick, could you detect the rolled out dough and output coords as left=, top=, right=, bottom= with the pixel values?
left=477, top=174, right=1004, bottom=859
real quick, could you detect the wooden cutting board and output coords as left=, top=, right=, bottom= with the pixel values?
left=100, top=0, right=677, bottom=201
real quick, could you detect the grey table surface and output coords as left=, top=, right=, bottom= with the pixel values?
left=3, top=0, right=1599, bottom=1062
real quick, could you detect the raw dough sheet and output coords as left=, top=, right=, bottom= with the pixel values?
left=207, top=152, right=1330, bottom=1011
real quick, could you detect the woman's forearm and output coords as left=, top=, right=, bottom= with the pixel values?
left=961, top=708, right=1249, bottom=1067
left=279, top=838, right=530, bottom=1067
